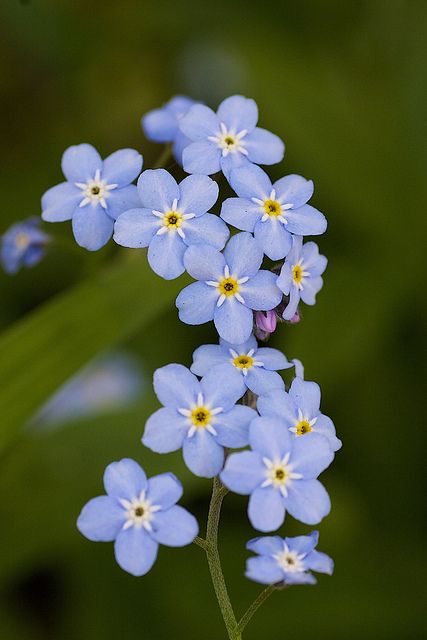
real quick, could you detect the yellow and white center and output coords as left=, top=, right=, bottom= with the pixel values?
left=290, top=409, right=317, bottom=436
left=251, top=189, right=294, bottom=225
left=75, top=169, right=118, bottom=209
left=261, top=453, right=303, bottom=497
left=274, top=544, right=305, bottom=573
left=208, top=122, right=249, bottom=157
left=206, top=265, right=249, bottom=307
left=178, top=392, right=223, bottom=438
left=15, top=232, right=30, bottom=250
left=153, top=198, right=195, bottom=239
left=120, top=490, right=161, bottom=532
left=229, top=348, right=264, bottom=377
left=291, top=260, right=309, bottom=290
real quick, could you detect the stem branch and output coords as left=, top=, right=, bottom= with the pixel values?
left=236, top=585, right=277, bottom=635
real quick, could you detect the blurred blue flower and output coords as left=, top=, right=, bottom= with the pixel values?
left=246, top=531, right=333, bottom=585
left=142, top=95, right=197, bottom=164
left=41, top=144, right=143, bottom=251
left=114, top=169, right=228, bottom=280
left=221, top=164, right=327, bottom=260
left=180, top=95, right=284, bottom=179
left=0, top=217, right=50, bottom=274
left=77, top=458, right=198, bottom=576
left=277, top=236, right=327, bottom=320
left=257, top=377, right=341, bottom=452
left=191, top=334, right=293, bottom=396
left=142, top=363, right=255, bottom=478
left=220, top=415, right=334, bottom=531
left=176, top=232, right=282, bottom=344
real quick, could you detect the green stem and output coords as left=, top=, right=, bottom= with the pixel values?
left=236, top=585, right=277, bottom=635
left=153, top=144, right=173, bottom=169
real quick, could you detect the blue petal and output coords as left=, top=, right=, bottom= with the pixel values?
left=228, top=164, right=272, bottom=200
left=214, top=298, right=253, bottom=344
left=178, top=174, right=219, bottom=216
left=302, top=242, right=327, bottom=275
left=239, top=271, right=282, bottom=310
left=105, top=185, right=141, bottom=220
left=290, top=433, right=334, bottom=479
left=102, top=149, right=143, bottom=187
left=285, top=531, right=318, bottom=555
left=220, top=451, right=265, bottom=494
left=220, top=197, right=261, bottom=232
left=245, top=128, right=285, bottom=165
left=257, top=389, right=297, bottom=425
left=142, top=108, right=177, bottom=142
left=246, top=556, right=283, bottom=585
left=248, top=486, right=285, bottom=532
left=77, top=495, right=125, bottom=541
left=245, top=368, right=284, bottom=395
left=191, top=344, right=229, bottom=377
left=223, top=232, right=263, bottom=278
left=114, top=527, right=158, bottom=576
left=41, top=182, right=80, bottom=222
left=284, top=479, right=331, bottom=525
left=220, top=153, right=251, bottom=180
left=273, top=175, right=314, bottom=209
left=282, top=287, right=300, bottom=320
left=179, top=104, right=219, bottom=140
left=314, top=414, right=342, bottom=452
left=142, top=407, right=188, bottom=453
left=217, top=95, right=258, bottom=132
left=176, top=281, right=218, bottom=325
left=103, top=458, right=147, bottom=499
left=200, top=363, right=245, bottom=410
left=113, top=208, right=158, bottom=248
left=183, top=430, right=224, bottom=478
left=305, top=550, right=334, bottom=575
left=137, top=169, right=179, bottom=210
left=285, top=204, right=327, bottom=236
left=167, top=95, right=195, bottom=115
left=172, top=131, right=192, bottom=165
left=246, top=535, right=284, bottom=555
left=214, top=405, right=256, bottom=448
left=153, top=364, right=200, bottom=410
left=254, top=218, right=292, bottom=261
left=183, top=243, right=225, bottom=281
left=23, top=246, right=46, bottom=268
left=184, top=213, right=229, bottom=250
left=300, top=276, right=323, bottom=305
left=222, top=334, right=257, bottom=353
left=256, top=348, right=293, bottom=371
left=61, top=143, right=103, bottom=182
left=289, top=378, right=321, bottom=416
left=152, top=505, right=199, bottom=546
left=148, top=231, right=186, bottom=280
left=72, top=205, right=114, bottom=251
left=146, top=473, right=183, bottom=509
left=276, top=262, right=292, bottom=295
left=284, top=572, right=316, bottom=585
left=183, top=141, right=221, bottom=175
left=249, top=416, right=293, bottom=459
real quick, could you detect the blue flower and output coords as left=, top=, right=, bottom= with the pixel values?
left=179, top=95, right=284, bottom=179
left=221, top=164, right=327, bottom=260
left=277, top=236, right=327, bottom=320
left=113, top=169, right=228, bottom=280
left=142, top=363, right=256, bottom=478
left=191, top=334, right=293, bottom=397
left=220, top=415, right=334, bottom=531
left=1, top=217, right=50, bottom=274
left=176, top=232, right=282, bottom=343
left=41, top=144, right=143, bottom=251
left=257, top=377, right=341, bottom=452
left=246, top=531, right=333, bottom=585
left=142, top=95, right=197, bottom=164
left=77, top=458, right=198, bottom=576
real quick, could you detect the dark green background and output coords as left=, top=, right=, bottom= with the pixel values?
left=0, top=1, right=426, bottom=638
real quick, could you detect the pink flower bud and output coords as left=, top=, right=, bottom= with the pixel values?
left=255, top=310, right=277, bottom=333
left=289, top=310, right=301, bottom=324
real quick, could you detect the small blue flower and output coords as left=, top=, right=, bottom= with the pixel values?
left=1, top=217, right=50, bottom=274
left=142, top=363, right=256, bottom=478
left=246, top=531, right=333, bottom=585
left=220, top=415, right=334, bottom=532
left=277, top=236, right=327, bottom=320
left=191, top=334, right=293, bottom=396
left=114, top=169, right=228, bottom=280
left=179, top=95, right=284, bottom=179
left=142, top=95, right=197, bottom=164
left=221, top=164, right=327, bottom=260
left=77, top=458, right=198, bottom=576
left=176, top=232, right=282, bottom=344
left=42, top=144, right=143, bottom=251
left=257, top=377, right=341, bottom=452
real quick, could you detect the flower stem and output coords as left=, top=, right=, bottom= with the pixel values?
left=153, top=144, right=173, bottom=169
left=236, top=585, right=277, bottom=635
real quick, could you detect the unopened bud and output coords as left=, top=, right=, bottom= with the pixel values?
left=255, top=310, right=277, bottom=333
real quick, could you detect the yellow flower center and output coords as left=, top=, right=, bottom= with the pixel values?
left=274, top=467, right=287, bottom=482
left=190, top=406, right=211, bottom=427
left=233, top=355, right=254, bottom=369
left=134, top=506, right=144, bottom=517
left=164, top=211, right=183, bottom=228
left=263, top=199, right=282, bottom=217
left=224, top=136, right=235, bottom=147
left=15, top=232, right=30, bottom=249
left=295, top=420, right=312, bottom=436
left=218, top=277, right=239, bottom=297
left=292, top=264, right=303, bottom=284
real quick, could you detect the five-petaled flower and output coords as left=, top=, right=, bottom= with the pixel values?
left=77, top=458, right=198, bottom=576
left=179, top=95, right=284, bottom=179
left=220, top=415, right=334, bottom=531
left=142, top=364, right=256, bottom=478
left=176, top=232, right=282, bottom=344
left=114, top=168, right=228, bottom=279
left=221, top=164, right=327, bottom=260
left=41, top=144, right=143, bottom=251
left=246, top=531, right=333, bottom=585
left=1, top=217, right=50, bottom=274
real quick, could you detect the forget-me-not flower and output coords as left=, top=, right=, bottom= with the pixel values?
left=220, top=415, right=334, bottom=531
left=246, top=531, right=333, bottom=585
left=221, top=164, right=327, bottom=260
left=77, top=458, right=198, bottom=576
left=142, top=95, right=197, bottom=164
left=277, top=236, right=327, bottom=320
left=176, top=232, right=282, bottom=344
left=257, top=377, right=341, bottom=452
left=114, top=169, right=228, bottom=280
left=142, top=363, right=256, bottom=478
left=41, top=144, right=143, bottom=251
left=1, top=218, right=50, bottom=274
left=180, top=95, right=284, bottom=179
left=191, top=334, right=293, bottom=397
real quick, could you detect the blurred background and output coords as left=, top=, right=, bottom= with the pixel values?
left=0, top=0, right=426, bottom=638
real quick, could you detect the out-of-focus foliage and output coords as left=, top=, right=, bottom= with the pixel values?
left=0, top=0, right=426, bottom=638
